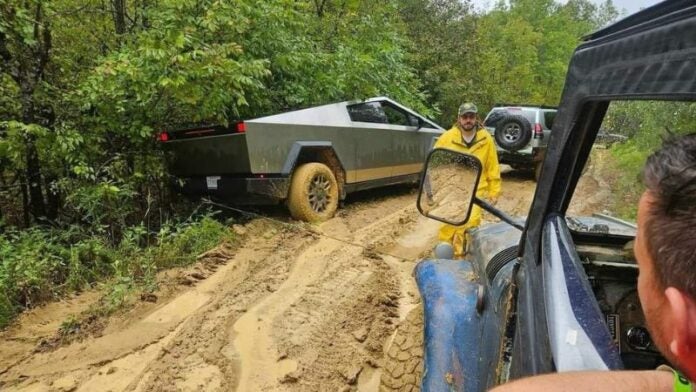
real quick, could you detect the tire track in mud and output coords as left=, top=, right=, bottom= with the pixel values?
left=231, top=200, right=436, bottom=391
left=129, top=225, right=321, bottom=392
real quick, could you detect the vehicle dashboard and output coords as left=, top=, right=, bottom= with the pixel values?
left=575, top=240, right=667, bottom=369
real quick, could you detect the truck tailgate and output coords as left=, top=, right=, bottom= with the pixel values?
left=163, top=133, right=251, bottom=177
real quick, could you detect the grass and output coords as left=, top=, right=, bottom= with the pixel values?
left=604, top=143, right=647, bottom=221
left=0, top=216, right=236, bottom=329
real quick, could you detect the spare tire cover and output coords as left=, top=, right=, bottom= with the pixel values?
left=494, top=114, right=532, bottom=152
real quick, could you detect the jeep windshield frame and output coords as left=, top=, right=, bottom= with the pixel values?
left=512, top=0, right=696, bottom=377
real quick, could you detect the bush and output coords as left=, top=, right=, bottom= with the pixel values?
left=0, top=215, right=234, bottom=328
left=607, top=142, right=648, bottom=220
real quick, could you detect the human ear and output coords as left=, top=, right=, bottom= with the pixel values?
left=664, top=287, right=696, bottom=357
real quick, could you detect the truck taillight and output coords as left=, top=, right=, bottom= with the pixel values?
left=158, top=131, right=170, bottom=142
left=236, top=122, right=246, bottom=133
left=534, top=123, right=543, bottom=139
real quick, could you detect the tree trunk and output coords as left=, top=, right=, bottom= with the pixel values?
left=20, top=175, right=30, bottom=227
left=141, top=0, right=149, bottom=29
left=21, top=90, right=47, bottom=222
left=24, top=138, right=46, bottom=221
left=313, top=0, right=328, bottom=17
left=15, top=1, right=53, bottom=225
left=113, top=0, right=127, bottom=36
left=40, top=105, right=59, bottom=221
left=44, top=175, right=59, bottom=221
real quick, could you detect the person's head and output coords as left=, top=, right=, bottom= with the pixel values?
left=457, top=102, right=478, bottom=132
left=635, top=133, right=696, bottom=379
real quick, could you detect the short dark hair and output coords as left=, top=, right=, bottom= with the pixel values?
left=642, top=133, right=696, bottom=297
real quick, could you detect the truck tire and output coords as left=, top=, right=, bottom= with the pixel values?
left=380, top=305, right=423, bottom=392
left=287, top=163, right=339, bottom=222
left=494, top=114, right=532, bottom=152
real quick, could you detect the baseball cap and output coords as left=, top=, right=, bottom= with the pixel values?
left=458, top=102, right=478, bottom=116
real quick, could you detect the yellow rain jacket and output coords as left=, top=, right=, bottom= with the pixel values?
left=433, top=125, right=501, bottom=256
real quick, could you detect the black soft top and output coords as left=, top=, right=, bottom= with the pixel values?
left=584, top=0, right=696, bottom=41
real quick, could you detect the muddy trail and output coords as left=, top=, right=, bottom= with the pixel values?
left=0, top=165, right=609, bottom=392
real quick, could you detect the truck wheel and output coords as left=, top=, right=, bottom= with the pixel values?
left=287, top=163, right=339, bottom=222
left=494, top=114, right=532, bottom=152
left=380, top=305, right=423, bottom=392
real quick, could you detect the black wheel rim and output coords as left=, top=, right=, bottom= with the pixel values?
left=308, top=174, right=331, bottom=213
left=502, top=123, right=521, bottom=142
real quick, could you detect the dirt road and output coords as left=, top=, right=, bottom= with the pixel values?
left=0, top=167, right=606, bottom=392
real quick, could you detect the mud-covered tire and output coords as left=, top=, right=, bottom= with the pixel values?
left=287, top=163, right=339, bottom=222
left=380, top=305, right=424, bottom=392
left=494, top=114, right=532, bottom=152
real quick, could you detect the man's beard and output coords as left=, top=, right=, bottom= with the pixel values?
left=460, top=122, right=475, bottom=131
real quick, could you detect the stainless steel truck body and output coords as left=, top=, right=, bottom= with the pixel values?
left=161, top=97, right=443, bottom=221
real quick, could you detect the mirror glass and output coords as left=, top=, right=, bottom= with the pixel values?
left=418, top=148, right=482, bottom=225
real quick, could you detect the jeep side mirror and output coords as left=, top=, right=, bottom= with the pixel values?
left=418, top=148, right=525, bottom=231
left=417, top=148, right=482, bottom=226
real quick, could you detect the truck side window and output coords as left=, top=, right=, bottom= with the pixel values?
left=348, top=102, right=388, bottom=123
left=382, top=104, right=410, bottom=126
left=419, top=119, right=437, bottom=129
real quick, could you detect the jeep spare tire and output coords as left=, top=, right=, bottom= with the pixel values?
left=494, top=114, right=532, bottom=152
left=288, top=162, right=339, bottom=222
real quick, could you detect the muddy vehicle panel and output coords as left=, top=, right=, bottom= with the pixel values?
left=161, top=97, right=443, bottom=221
left=398, top=2, right=696, bottom=391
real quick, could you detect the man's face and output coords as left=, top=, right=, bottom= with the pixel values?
left=635, top=191, right=676, bottom=363
left=458, top=113, right=476, bottom=132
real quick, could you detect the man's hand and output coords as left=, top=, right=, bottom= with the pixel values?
left=489, top=370, right=673, bottom=392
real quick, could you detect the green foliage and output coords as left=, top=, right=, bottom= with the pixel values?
left=286, top=1, right=429, bottom=115
left=81, top=1, right=269, bottom=129
left=471, top=0, right=618, bottom=112
left=393, top=0, right=619, bottom=124
left=58, top=314, right=81, bottom=335
left=0, top=216, right=234, bottom=328
left=396, top=0, right=476, bottom=124
left=602, top=101, right=696, bottom=219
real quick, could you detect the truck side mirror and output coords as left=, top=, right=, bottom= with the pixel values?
left=409, top=115, right=421, bottom=128
left=417, top=148, right=482, bottom=226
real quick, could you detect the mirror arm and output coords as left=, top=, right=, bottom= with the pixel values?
left=474, top=197, right=524, bottom=231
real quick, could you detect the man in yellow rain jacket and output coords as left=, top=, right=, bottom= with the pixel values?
left=433, top=102, right=501, bottom=257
